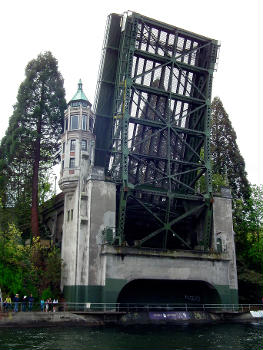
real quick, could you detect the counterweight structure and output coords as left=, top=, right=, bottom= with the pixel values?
left=94, top=12, right=219, bottom=251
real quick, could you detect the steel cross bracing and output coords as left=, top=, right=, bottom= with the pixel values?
left=95, top=12, right=219, bottom=251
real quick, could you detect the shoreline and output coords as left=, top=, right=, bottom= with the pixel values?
left=0, top=310, right=262, bottom=327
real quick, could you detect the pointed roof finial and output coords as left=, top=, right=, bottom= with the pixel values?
left=69, top=79, right=91, bottom=105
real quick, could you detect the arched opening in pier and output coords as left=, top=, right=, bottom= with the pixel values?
left=117, top=279, right=221, bottom=305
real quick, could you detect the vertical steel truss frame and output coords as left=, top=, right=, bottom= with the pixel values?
left=107, top=13, right=219, bottom=250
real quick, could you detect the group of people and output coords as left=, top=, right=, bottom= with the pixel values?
left=0, top=294, right=59, bottom=312
left=40, top=298, right=59, bottom=312
left=0, top=294, right=34, bottom=312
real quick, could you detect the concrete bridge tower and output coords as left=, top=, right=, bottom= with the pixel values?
left=59, top=81, right=116, bottom=302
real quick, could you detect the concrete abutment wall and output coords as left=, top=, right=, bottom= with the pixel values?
left=61, top=182, right=238, bottom=305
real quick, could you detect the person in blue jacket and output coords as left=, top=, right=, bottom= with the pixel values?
left=13, top=294, right=20, bottom=312
left=28, top=294, right=34, bottom=311
left=22, top=296, right=27, bottom=311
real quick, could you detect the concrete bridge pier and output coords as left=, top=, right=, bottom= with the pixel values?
left=61, top=183, right=238, bottom=305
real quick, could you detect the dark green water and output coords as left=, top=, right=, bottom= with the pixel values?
left=0, top=323, right=262, bottom=350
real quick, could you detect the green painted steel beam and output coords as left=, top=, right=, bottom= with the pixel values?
left=129, top=117, right=206, bottom=136
left=132, top=12, right=217, bottom=43
left=139, top=203, right=205, bottom=247
left=94, top=12, right=219, bottom=250
left=134, top=49, right=210, bottom=74
left=127, top=151, right=204, bottom=166
left=131, top=185, right=203, bottom=201
left=133, top=83, right=205, bottom=105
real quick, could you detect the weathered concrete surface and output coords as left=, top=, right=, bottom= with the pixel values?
left=102, top=245, right=231, bottom=286
left=0, top=311, right=261, bottom=327
left=60, top=166, right=116, bottom=302
left=212, top=194, right=238, bottom=292
left=0, top=312, right=104, bottom=327
left=61, top=190, right=238, bottom=304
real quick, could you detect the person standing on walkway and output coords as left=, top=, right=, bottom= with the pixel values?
left=40, top=299, right=45, bottom=312
left=45, top=299, right=49, bottom=312
left=5, top=296, right=11, bottom=312
left=53, top=298, right=58, bottom=312
left=13, top=294, right=20, bottom=312
left=28, top=294, right=34, bottom=311
left=22, top=296, right=27, bottom=312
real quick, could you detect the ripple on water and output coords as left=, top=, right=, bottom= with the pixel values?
left=0, top=324, right=262, bottom=350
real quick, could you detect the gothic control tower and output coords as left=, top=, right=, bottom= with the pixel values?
left=59, top=81, right=116, bottom=301
left=59, top=81, right=95, bottom=290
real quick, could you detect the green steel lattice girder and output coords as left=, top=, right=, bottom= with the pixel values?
left=94, top=12, right=219, bottom=250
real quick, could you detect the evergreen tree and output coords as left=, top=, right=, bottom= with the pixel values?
left=0, top=52, right=66, bottom=236
left=211, top=97, right=250, bottom=202
left=210, top=97, right=263, bottom=302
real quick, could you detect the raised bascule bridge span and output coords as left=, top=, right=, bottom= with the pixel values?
left=59, top=12, right=238, bottom=306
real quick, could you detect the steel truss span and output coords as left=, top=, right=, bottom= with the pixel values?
left=94, top=12, right=219, bottom=251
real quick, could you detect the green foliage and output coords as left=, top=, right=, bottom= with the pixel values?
left=210, top=97, right=262, bottom=301
left=0, top=224, right=62, bottom=299
left=196, top=170, right=228, bottom=194
left=211, top=97, right=251, bottom=202
left=212, top=173, right=228, bottom=193
left=237, top=261, right=263, bottom=303
left=0, top=224, right=30, bottom=295
left=234, top=184, right=263, bottom=273
left=247, top=232, right=263, bottom=267
left=0, top=51, right=66, bottom=236
left=38, top=175, right=53, bottom=205
left=41, top=287, right=52, bottom=300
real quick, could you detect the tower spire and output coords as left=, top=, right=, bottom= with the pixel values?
left=69, top=79, right=91, bottom=105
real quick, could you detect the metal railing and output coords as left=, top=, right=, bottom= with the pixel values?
left=0, top=302, right=262, bottom=313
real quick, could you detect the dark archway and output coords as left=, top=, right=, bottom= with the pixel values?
left=117, top=279, right=221, bottom=305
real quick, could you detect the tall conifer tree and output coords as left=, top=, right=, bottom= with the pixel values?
left=0, top=52, right=66, bottom=236
left=211, top=97, right=250, bottom=202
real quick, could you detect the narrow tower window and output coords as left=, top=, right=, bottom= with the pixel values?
left=81, top=139, right=87, bottom=151
left=89, top=118, right=94, bottom=132
left=82, top=115, right=87, bottom=131
left=70, top=139, right=76, bottom=151
left=69, top=158, right=75, bottom=168
left=71, top=115, right=79, bottom=130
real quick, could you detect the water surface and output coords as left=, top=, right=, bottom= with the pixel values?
left=0, top=323, right=262, bottom=350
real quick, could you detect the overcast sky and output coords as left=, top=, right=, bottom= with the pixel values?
left=1, top=0, right=262, bottom=186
